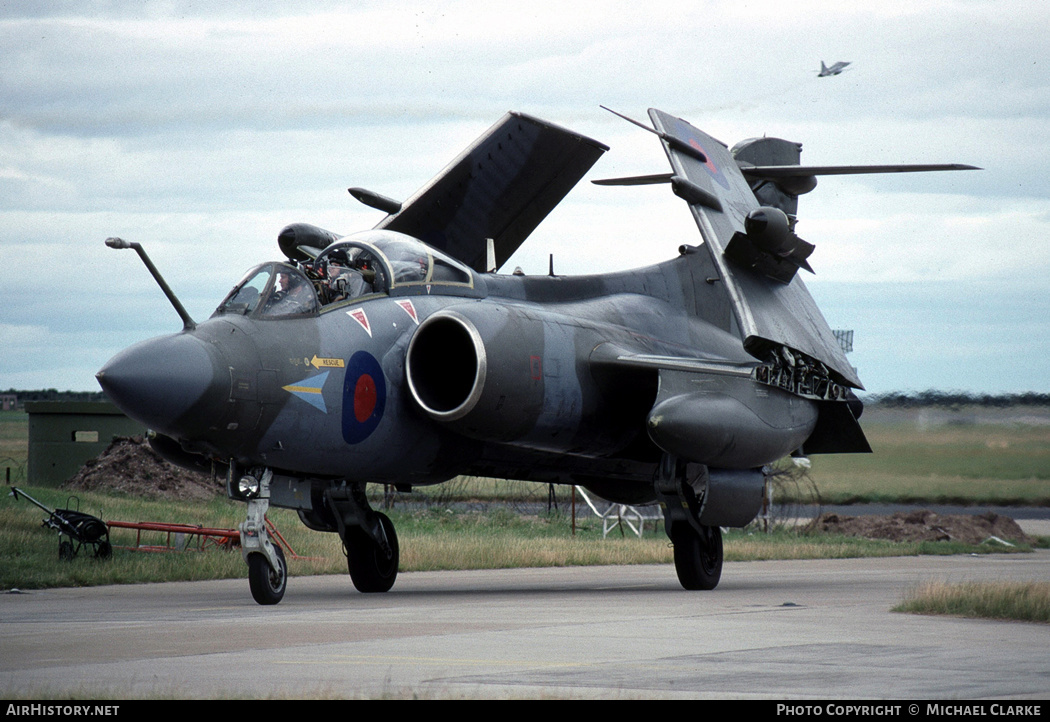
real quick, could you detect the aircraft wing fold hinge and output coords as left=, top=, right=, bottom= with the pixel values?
left=753, top=345, right=851, bottom=402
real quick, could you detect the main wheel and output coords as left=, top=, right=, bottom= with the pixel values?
left=248, top=544, right=287, bottom=605
left=346, top=512, right=399, bottom=593
left=672, top=524, right=723, bottom=590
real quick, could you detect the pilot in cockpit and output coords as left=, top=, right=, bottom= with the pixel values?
left=301, top=249, right=379, bottom=306
left=352, top=255, right=376, bottom=289
left=261, top=269, right=318, bottom=316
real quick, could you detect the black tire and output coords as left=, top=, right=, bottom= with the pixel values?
left=672, top=524, right=723, bottom=590
left=95, top=541, right=113, bottom=560
left=248, top=544, right=287, bottom=605
left=346, top=512, right=399, bottom=593
left=58, top=540, right=74, bottom=561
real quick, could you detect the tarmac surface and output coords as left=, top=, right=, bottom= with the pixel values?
left=2, top=551, right=1049, bottom=699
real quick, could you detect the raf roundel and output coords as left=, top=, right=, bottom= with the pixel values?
left=342, top=351, right=386, bottom=444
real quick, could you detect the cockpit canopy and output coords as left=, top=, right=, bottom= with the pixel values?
left=216, top=263, right=319, bottom=318
left=307, top=231, right=473, bottom=298
left=214, top=230, right=474, bottom=319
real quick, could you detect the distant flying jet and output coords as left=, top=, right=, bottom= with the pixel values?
left=819, top=60, right=850, bottom=77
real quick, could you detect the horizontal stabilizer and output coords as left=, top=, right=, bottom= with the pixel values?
left=595, top=165, right=979, bottom=188
left=742, top=163, right=980, bottom=179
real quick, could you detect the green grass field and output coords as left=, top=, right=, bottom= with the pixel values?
left=894, top=581, right=1050, bottom=624
left=5, top=404, right=1050, bottom=504
left=5, top=406, right=1049, bottom=505
left=2, top=485, right=1040, bottom=592
left=806, top=408, right=1050, bottom=505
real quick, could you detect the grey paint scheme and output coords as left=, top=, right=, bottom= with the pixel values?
left=98, top=108, right=904, bottom=563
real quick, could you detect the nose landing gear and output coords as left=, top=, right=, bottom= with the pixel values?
left=232, top=466, right=403, bottom=604
left=236, top=468, right=288, bottom=605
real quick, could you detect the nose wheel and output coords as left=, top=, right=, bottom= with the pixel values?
left=248, top=543, right=287, bottom=605
left=236, top=468, right=290, bottom=605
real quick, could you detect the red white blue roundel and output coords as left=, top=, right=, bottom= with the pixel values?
left=342, top=351, right=386, bottom=444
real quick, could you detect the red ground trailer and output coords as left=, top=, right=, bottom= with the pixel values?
left=106, top=517, right=308, bottom=558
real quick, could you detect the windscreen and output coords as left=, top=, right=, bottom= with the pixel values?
left=216, top=264, right=319, bottom=318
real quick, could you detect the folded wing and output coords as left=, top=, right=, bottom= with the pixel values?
left=367, top=112, right=608, bottom=273
left=647, top=108, right=863, bottom=390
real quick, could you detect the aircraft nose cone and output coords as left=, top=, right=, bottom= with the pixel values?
left=97, top=333, right=220, bottom=438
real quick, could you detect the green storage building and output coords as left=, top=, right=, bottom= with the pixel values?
left=27, top=401, right=146, bottom=487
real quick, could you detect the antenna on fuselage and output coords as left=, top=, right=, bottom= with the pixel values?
left=486, top=238, right=497, bottom=273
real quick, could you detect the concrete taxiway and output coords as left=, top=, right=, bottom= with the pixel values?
left=1, top=552, right=1048, bottom=699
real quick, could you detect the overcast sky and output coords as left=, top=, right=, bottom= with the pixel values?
left=2, top=1, right=1048, bottom=396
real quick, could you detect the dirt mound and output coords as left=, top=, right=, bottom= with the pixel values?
left=64, top=436, right=224, bottom=501
left=816, top=509, right=1034, bottom=546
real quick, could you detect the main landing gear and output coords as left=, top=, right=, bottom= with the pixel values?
left=325, top=483, right=399, bottom=594
left=654, top=454, right=723, bottom=590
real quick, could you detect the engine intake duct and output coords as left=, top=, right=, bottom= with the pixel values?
left=407, top=307, right=624, bottom=451
left=405, top=312, right=486, bottom=421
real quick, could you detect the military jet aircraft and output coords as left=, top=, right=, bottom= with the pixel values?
left=97, top=108, right=976, bottom=604
left=818, top=60, right=851, bottom=76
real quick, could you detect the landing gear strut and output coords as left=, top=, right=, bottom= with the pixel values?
left=237, top=468, right=288, bottom=605
left=654, top=454, right=723, bottom=590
